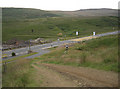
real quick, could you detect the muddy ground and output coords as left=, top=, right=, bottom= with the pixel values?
left=32, top=62, right=118, bottom=87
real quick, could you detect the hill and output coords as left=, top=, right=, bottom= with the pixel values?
left=2, top=8, right=61, bottom=21
left=51, top=8, right=118, bottom=17
left=2, top=8, right=118, bottom=20
left=2, top=8, right=118, bottom=42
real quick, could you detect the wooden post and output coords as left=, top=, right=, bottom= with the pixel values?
left=3, top=62, right=7, bottom=73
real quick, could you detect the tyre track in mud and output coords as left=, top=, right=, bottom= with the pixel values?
left=36, top=63, right=118, bottom=87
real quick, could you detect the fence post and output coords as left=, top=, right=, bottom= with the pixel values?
left=3, top=62, right=7, bottom=73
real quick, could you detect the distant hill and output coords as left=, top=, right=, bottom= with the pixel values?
left=2, top=8, right=61, bottom=21
left=2, top=8, right=118, bottom=21
left=51, top=8, right=118, bottom=17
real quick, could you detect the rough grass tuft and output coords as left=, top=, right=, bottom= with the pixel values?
left=2, top=59, right=35, bottom=87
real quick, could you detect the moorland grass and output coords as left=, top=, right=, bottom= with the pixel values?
left=2, top=59, right=37, bottom=87
left=3, top=16, right=118, bottom=41
left=37, top=35, right=119, bottom=72
left=2, top=52, right=43, bottom=87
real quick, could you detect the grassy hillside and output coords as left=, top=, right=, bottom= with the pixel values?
left=2, top=16, right=118, bottom=41
left=2, top=59, right=37, bottom=87
left=2, top=8, right=117, bottom=20
left=2, top=8, right=61, bottom=21
left=2, top=8, right=118, bottom=42
left=51, top=9, right=118, bottom=17
left=36, top=35, right=119, bottom=72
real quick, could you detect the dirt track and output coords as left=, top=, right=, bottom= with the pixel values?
left=32, top=64, right=77, bottom=87
left=33, top=62, right=118, bottom=87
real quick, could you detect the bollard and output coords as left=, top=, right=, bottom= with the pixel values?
left=66, top=46, right=68, bottom=51
left=65, top=45, right=69, bottom=54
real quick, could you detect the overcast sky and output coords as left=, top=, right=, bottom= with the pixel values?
left=0, top=0, right=119, bottom=11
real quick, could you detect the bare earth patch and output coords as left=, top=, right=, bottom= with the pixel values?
left=32, top=64, right=77, bottom=87
left=32, top=62, right=118, bottom=87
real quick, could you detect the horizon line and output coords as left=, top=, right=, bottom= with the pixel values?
left=0, top=7, right=118, bottom=11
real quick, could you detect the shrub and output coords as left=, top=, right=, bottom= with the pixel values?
left=103, top=56, right=117, bottom=64
left=12, top=52, right=16, bottom=56
left=75, top=44, right=86, bottom=51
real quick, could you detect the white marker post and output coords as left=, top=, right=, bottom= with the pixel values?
left=93, top=32, right=96, bottom=36
left=76, top=31, right=78, bottom=36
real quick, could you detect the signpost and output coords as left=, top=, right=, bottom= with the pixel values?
left=93, top=32, right=96, bottom=36
left=76, top=31, right=78, bottom=36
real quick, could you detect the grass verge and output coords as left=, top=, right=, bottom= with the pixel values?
left=2, top=52, right=37, bottom=63
left=2, top=52, right=45, bottom=87
left=2, top=58, right=38, bottom=87
left=36, top=35, right=119, bottom=72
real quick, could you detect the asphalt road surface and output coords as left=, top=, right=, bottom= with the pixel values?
left=2, top=31, right=119, bottom=60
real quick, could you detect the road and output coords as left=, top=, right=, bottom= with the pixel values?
left=2, top=31, right=119, bottom=60
left=2, top=31, right=119, bottom=87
